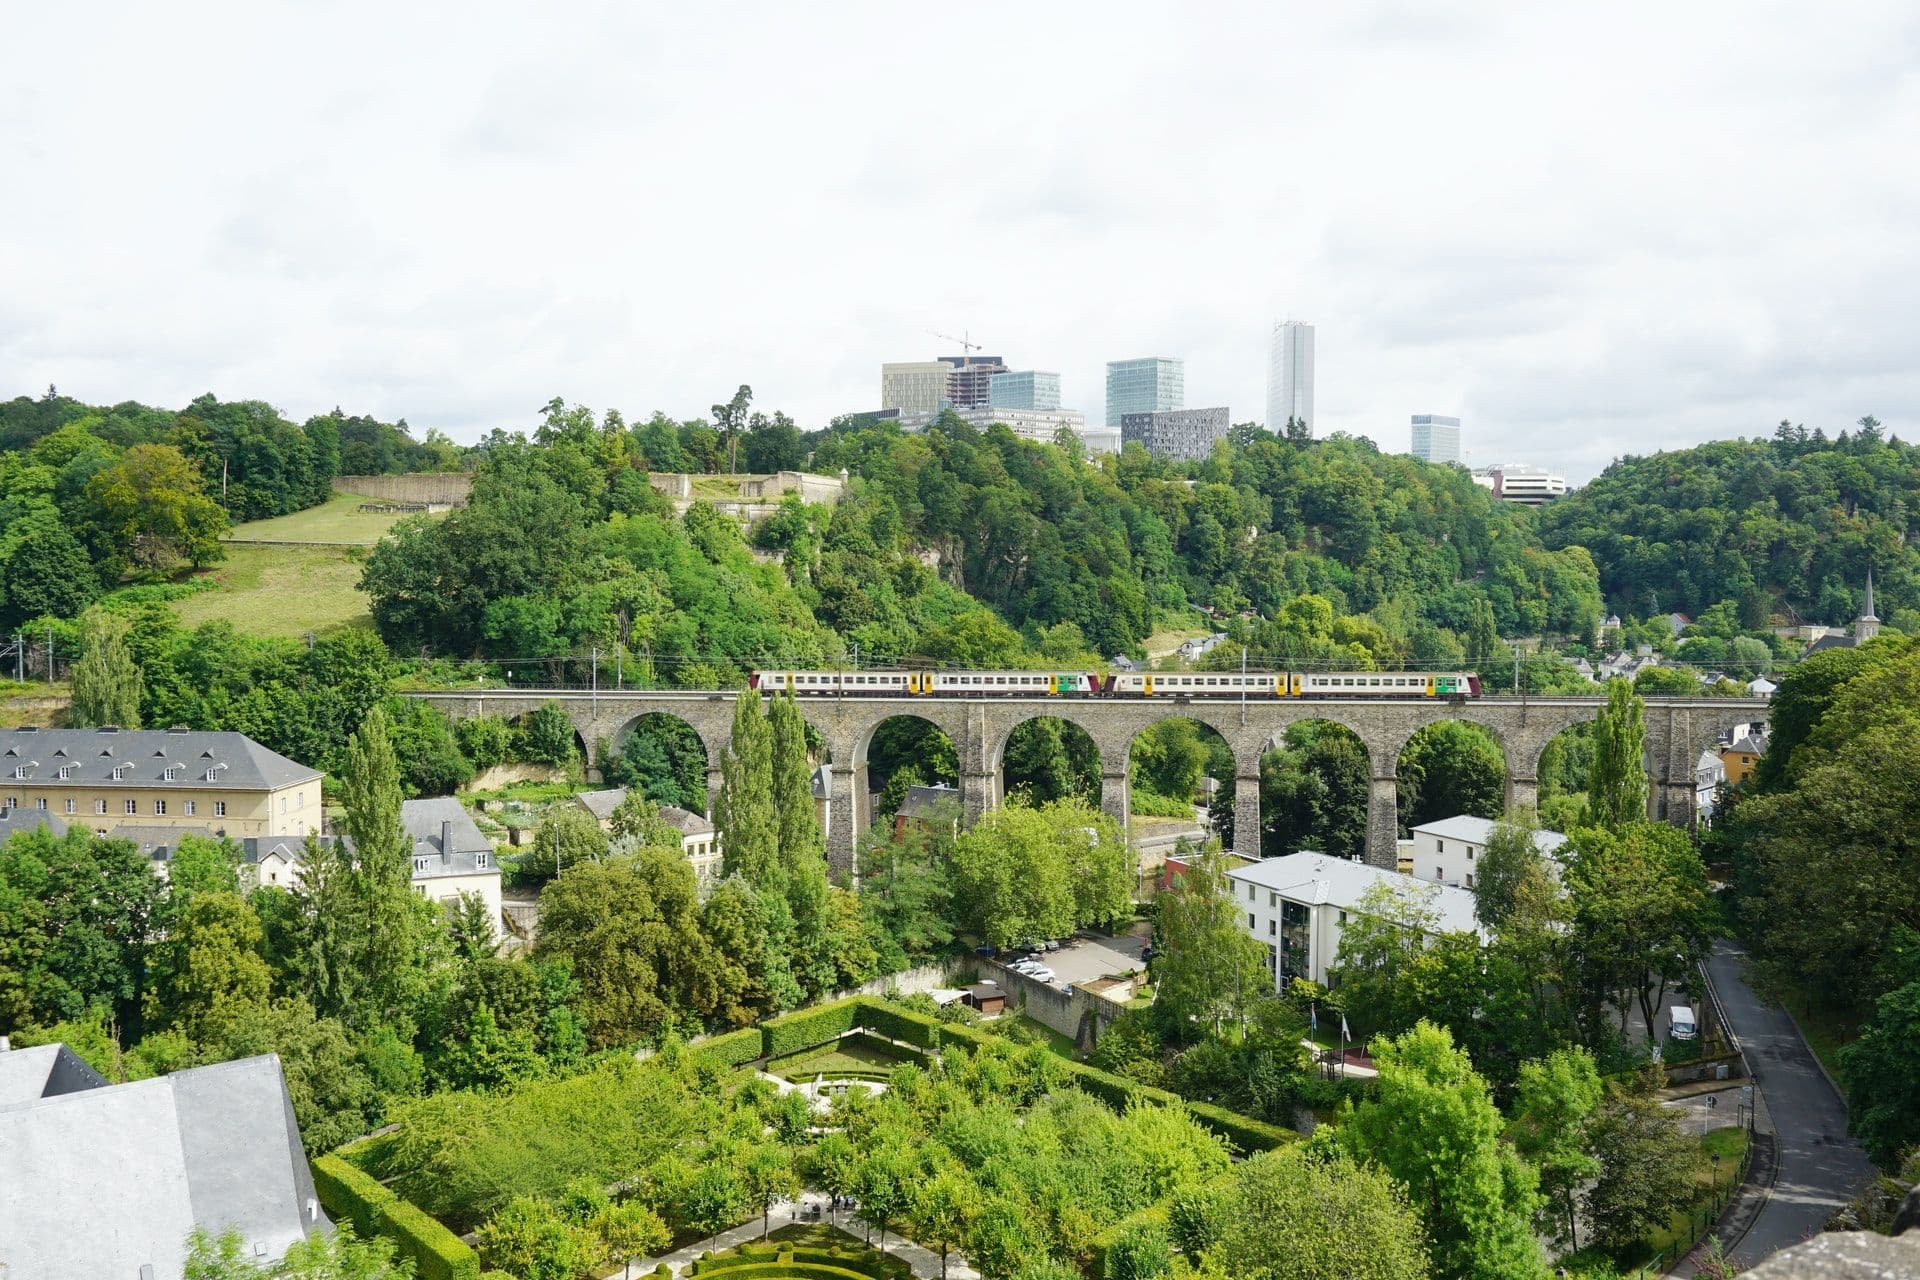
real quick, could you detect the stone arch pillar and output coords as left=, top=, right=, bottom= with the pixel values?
left=1097, top=737, right=1131, bottom=842
left=819, top=732, right=860, bottom=879
left=1359, top=725, right=1403, bottom=871
left=1232, top=740, right=1265, bottom=860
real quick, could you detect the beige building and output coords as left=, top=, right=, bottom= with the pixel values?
left=576, top=787, right=722, bottom=892
left=0, top=726, right=322, bottom=841
left=881, top=361, right=953, bottom=415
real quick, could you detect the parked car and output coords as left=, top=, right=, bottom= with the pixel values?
left=1668, top=1005, right=1698, bottom=1041
left=1009, top=959, right=1042, bottom=974
left=1040, top=940, right=1061, bottom=952
left=1025, top=966, right=1057, bottom=983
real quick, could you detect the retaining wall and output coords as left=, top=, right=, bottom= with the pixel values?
left=334, top=473, right=473, bottom=506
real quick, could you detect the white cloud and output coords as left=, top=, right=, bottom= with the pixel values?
left=1, top=0, right=1916, bottom=479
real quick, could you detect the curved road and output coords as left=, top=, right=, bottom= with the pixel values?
left=1704, top=941, right=1875, bottom=1268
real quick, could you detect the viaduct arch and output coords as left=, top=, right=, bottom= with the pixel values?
left=407, top=690, right=1766, bottom=877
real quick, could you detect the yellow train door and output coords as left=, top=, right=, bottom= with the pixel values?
left=1143, top=674, right=1155, bottom=696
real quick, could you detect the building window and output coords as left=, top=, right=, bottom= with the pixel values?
left=95, top=800, right=107, bottom=814
left=163, top=766, right=180, bottom=782
left=1436, top=840, right=1444, bottom=854
left=125, top=799, right=137, bottom=815
left=214, top=801, right=227, bottom=817
left=185, top=800, right=196, bottom=816
left=1248, top=912, right=1256, bottom=930
left=280, top=796, right=287, bottom=813
left=1338, top=910, right=1347, bottom=925
left=64, top=799, right=75, bottom=814
left=1268, top=919, right=1276, bottom=936
left=476, top=852, right=489, bottom=870
left=10, top=766, right=25, bottom=780
left=205, top=768, right=218, bottom=782
left=297, top=791, right=304, bottom=808
left=111, top=765, right=128, bottom=781
left=1247, top=883, right=1255, bottom=902
left=414, top=856, right=430, bottom=873
left=1467, top=873, right=1476, bottom=888
left=1269, top=891, right=1277, bottom=908
left=154, top=800, right=167, bottom=816
left=35, top=798, right=46, bottom=810
left=1467, top=846, right=1475, bottom=860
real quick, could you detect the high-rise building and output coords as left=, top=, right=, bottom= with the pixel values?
left=1121, top=406, right=1230, bottom=462
left=1106, top=357, right=1183, bottom=427
left=940, top=355, right=1008, bottom=411
left=988, top=370, right=1061, bottom=411
left=1410, top=414, right=1462, bottom=465
left=1266, top=321, right=1314, bottom=433
left=897, top=405, right=1113, bottom=452
left=880, top=361, right=952, bottom=416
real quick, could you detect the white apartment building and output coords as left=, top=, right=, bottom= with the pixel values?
left=1406, top=814, right=1568, bottom=891
left=1472, top=464, right=1568, bottom=506
left=1226, top=853, right=1481, bottom=987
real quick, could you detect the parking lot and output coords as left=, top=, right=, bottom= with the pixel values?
left=1005, top=931, right=1145, bottom=987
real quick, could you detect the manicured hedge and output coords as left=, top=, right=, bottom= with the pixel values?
left=694, top=1265, right=874, bottom=1280
left=1183, top=1099, right=1300, bottom=1153
left=699, top=1026, right=765, bottom=1067
left=855, top=1000, right=942, bottom=1050
left=1087, top=1197, right=1173, bottom=1276
left=312, top=1153, right=480, bottom=1280
left=927, top=1018, right=998, bottom=1056
left=762, top=998, right=862, bottom=1058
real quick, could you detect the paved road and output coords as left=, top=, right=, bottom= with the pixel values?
left=1703, top=941, right=1875, bottom=1269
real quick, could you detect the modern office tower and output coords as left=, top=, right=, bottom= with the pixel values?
left=1471, top=464, right=1568, bottom=506
left=1410, top=414, right=1462, bottom=465
left=880, top=361, right=953, bottom=415
left=1120, top=406, right=1230, bottom=462
left=1105, top=357, right=1183, bottom=426
left=1266, top=320, right=1315, bottom=432
left=940, top=354, right=1008, bottom=410
left=988, top=370, right=1062, bottom=411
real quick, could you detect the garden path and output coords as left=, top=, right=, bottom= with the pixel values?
left=625, top=1191, right=977, bottom=1280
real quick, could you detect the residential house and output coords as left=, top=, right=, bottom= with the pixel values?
left=0, top=726, right=321, bottom=841
left=894, top=784, right=962, bottom=840
left=1407, top=814, right=1568, bottom=890
left=575, top=787, right=723, bottom=889
left=402, top=798, right=502, bottom=930
left=0, top=1042, right=328, bottom=1280
left=1226, top=852, right=1482, bottom=987
left=1719, top=733, right=1766, bottom=788
left=1747, top=676, right=1777, bottom=697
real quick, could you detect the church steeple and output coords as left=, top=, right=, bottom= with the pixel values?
left=1856, top=567, right=1881, bottom=645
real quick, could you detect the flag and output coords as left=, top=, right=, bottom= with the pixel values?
left=1310, top=1004, right=1318, bottom=1032
left=1340, top=1014, right=1351, bottom=1043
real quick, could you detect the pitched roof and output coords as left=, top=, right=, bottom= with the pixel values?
left=897, top=784, right=962, bottom=820
left=1409, top=813, right=1568, bottom=857
left=120, top=824, right=218, bottom=863
left=1227, top=853, right=1483, bottom=935
left=0, top=727, right=321, bottom=791
left=399, top=798, right=496, bottom=880
left=0, top=1043, right=108, bottom=1106
left=574, top=787, right=627, bottom=822
left=0, top=1049, right=327, bottom=1279
left=0, top=807, right=67, bottom=840
left=658, top=805, right=714, bottom=837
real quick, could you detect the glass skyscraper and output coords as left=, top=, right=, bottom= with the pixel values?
left=1410, top=414, right=1462, bottom=465
left=1266, top=321, right=1314, bottom=432
left=988, top=370, right=1062, bottom=411
left=1105, top=357, right=1183, bottom=427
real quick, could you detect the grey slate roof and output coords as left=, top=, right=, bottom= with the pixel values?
left=575, top=787, right=627, bottom=822
left=0, top=726, right=322, bottom=791
left=0, top=1049, right=327, bottom=1280
left=120, top=824, right=217, bottom=864
left=0, top=806, right=67, bottom=840
left=897, top=784, right=962, bottom=820
left=401, top=797, right=497, bottom=880
left=0, top=1043, right=108, bottom=1106
left=659, top=804, right=714, bottom=837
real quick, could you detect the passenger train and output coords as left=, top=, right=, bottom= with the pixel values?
left=749, top=669, right=1481, bottom=699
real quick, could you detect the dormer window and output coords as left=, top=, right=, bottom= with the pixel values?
left=163, top=766, right=181, bottom=782
left=476, top=852, right=489, bottom=870
left=111, top=765, right=129, bottom=781
left=205, top=768, right=218, bottom=782
left=413, top=856, right=430, bottom=874
left=57, top=765, right=73, bottom=780
left=10, top=766, right=25, bottom=780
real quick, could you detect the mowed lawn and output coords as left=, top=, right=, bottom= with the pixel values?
left=222, top=490, right=441, bottom=546
left=171, top=543, right=375, bottom=639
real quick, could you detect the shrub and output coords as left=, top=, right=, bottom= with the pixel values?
left=699, top=1026, right=765, bottom=1067
left=761, top=998, right=861, bottom=1058
left=311, top=1152, right=481, bottom=1280
left=1182, top=1100, right=1300, bottom=1154
left=856, top=999, right=942, bottom=1050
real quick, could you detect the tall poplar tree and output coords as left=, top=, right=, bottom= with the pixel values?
left=321, top=704, right=425, bottom=1024
left=1583, top=679, right=1648, bottom=830
left=769, top=692, right=833, bottom=991
left=717, top=687, right=778, bottom=885
left=70, top=608, right=143, bottom=728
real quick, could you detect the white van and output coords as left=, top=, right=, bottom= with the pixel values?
left=1668, top=1005, right=1698, bottom=1041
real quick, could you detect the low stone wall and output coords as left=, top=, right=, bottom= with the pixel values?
left=978, top=957, right=1126, bottom=1046
left=334, top=473, right=473, bottom=506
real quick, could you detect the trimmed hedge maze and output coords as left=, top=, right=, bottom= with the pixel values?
left=688, top=1227, right=914, bottom=1279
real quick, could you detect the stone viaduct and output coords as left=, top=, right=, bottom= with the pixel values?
left=405, top=689, right=1767, bottom=876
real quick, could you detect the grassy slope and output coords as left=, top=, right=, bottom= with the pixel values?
left=222, top=489, right=435, bottom=546
left=171, top=544, right=374, bottom=639
left=167, top=492, right=450, bottom=639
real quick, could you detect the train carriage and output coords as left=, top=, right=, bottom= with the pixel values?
left=751, top=668, right=1482, bottom=699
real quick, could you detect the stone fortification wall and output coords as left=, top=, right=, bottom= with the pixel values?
left=333, top=473, right=473, bottom=506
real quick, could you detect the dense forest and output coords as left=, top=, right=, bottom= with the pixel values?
left=1540, top=418, right=1918, bottom=625
left=0, top=389, right=445, bottom=631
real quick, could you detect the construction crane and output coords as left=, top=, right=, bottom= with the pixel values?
left=929, top=329, right=982, bottom=356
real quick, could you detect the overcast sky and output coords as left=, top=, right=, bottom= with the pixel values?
left=4, top=2, right=1917, bottom=479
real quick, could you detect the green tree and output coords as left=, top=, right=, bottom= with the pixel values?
left=475, top=1195, right=594, bottom=1280
left=717, top=687, right=778, bottom=885
left=1509, top=1047, right=1605, bottom=1248
left=741, top=1142, right=800, bottom=1239
left=84, top=442, right=228, bottom=573
left=333, top=706, right=428, bottom=1024
left=528, top=805, right=611, bottom=880
left=1474, top=808, right=1546, bottom=930
left=1153, top=846, right=1270, bottom=1039
left=1584, top=680, right=1648, bottom=830
left=1582, top=1089, right=1701, bottom=1256
left=910, top=1166, right=977, bottom=1280
left=70, top=607, right=143, bottom=728
left=1565, top=823, right=1712, bottom=1037
left=1839, top=974, right=1920, bottom=1169
left=1466, top=598, right=1500, bottom=672
left=144, top=890, right=271, bottom=1046
left=186, top=1222, right=410, bottom=1279
left=1342, top=1020, right=1546, bottom=1280
left=1396, top=721, right=1506, bottom=834
left=1205, top=1146, right=1430, bottom=1280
